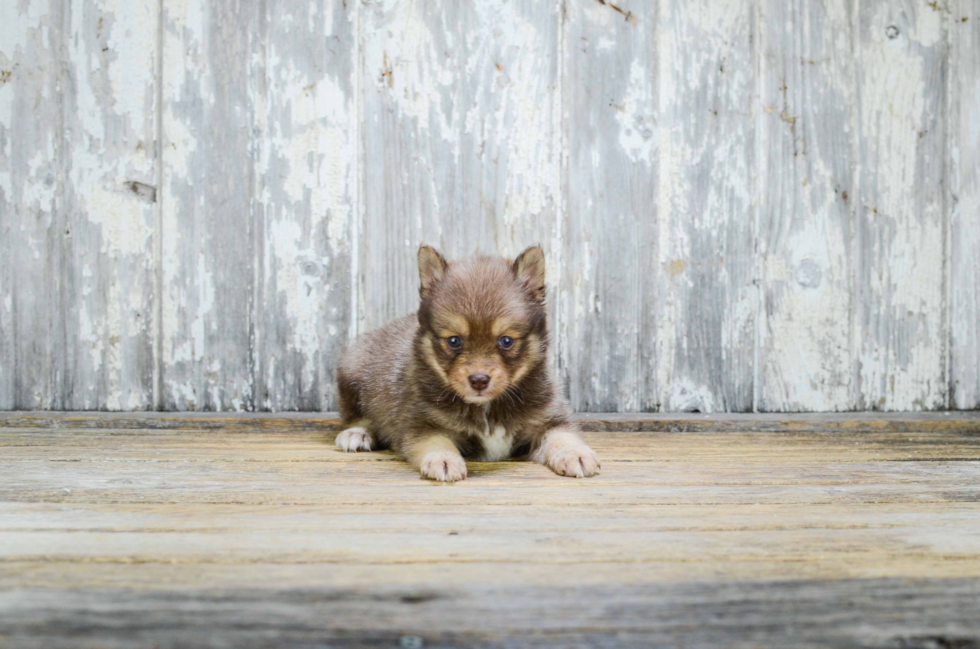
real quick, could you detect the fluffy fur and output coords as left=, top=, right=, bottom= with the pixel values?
left=336, top=245, right=600, bottom=482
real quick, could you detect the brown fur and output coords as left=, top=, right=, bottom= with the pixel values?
left=335, top=245, right=600, bottom=481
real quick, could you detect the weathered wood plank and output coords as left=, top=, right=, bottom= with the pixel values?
left=5, top=431, right=979, bottom=463
left=63, top=0, right=159, bottom=411
left=2, top=410, right=980, bottom=432
left=6, top=501, right=979, bottom=536
left=4, top=428, right=980, bottom=511
left=855, top=2, right=947, bottom=410
left=251, top=0, right=356, bottom=411
left=160, top=0, right=260, bottom=410
left=757, top=0, right=856, bottom=411
left=655, top=0, right=756, bottom=412
left=950, top=0, right=980, bottom=409
left=561, top=0, right=656, bottom=412
left=14, top=549, right=978, bottom=591
left=160, top=0, right=355, bottom=411
left=2, top=426, right=979, bottom=570
left=0, top=1, right=69, bottom=410
left=3, top=510, right=980, bottom=568
left=2, top=579, right=979, bottom=648
left=2, top=418, right=980, bottom=647
left=0, top=1, right=158, bottom=411
left=358, top=0, right=561, bottom=333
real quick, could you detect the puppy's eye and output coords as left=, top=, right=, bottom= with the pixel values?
left=498, top=336, right=515, bottom=350
left=446, top=336, right=463, bottom=350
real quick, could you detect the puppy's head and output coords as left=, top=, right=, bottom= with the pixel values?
left=416, top=245, right=548, bottom=405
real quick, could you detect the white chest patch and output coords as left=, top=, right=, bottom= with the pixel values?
left=480, top=424, right=513, bottom=461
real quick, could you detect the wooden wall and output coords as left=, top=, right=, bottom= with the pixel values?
left=0, top=0, right=977, bottom=412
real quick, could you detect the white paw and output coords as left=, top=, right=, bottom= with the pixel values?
left=336, top=427, right=373, bottom=452
left=545, top=444, right=601, bottom=478
left=420, top=450, right=467, bottom=482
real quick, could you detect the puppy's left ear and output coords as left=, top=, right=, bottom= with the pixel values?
left=513, top=245, right=546, bottom=303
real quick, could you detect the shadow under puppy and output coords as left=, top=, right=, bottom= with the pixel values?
left=335, top=244, right=600, bottom=482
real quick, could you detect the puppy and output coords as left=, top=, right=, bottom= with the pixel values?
left=335, top=244, right=600, bottom=482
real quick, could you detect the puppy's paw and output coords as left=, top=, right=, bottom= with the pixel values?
left=335, top=427, right=373, bottom=452
left=544, top=443, right=601, bottom=478
left=420, top=450, right=467, bottom=482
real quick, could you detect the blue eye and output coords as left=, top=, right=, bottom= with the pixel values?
left=498, top=336, right=514, bottom=350
left=447, top=336, right=463, bottom=350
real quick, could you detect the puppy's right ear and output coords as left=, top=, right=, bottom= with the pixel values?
left=418, top=245, right=448, bottom=299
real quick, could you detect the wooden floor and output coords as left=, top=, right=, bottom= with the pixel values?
left=2, top=412, right=980, bottom=648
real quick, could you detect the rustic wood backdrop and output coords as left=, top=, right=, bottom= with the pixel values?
left=0, top=0, right=977, bottom=413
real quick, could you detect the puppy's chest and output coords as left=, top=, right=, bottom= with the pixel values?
left=474, top=421, right=513, bottom=462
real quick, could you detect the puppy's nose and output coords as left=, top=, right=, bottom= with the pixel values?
left=468, top=374, right=490, bottom=391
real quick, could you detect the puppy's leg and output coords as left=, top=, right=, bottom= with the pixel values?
left=336, top=367, right=374, bottom=452
left=335, top=418, right=375, bottom=452
left=532, top=426, right=600, bottom=478
left=405, top=435, right=467, bottom=482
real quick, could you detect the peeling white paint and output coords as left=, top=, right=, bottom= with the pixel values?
left=950, top=0, right=980, bottom=408
left=2, top=0, right=973, bottom=413
left=23, top=151, right=57, bottom=210
left=856, top=1, right=946, bottom=410
left=615, top=60, right=656, bottom=165
left=0, top=1, right=47, bottom=59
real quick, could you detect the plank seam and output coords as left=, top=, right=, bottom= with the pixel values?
left=351, top=0, right=363, bottom=345
left=943, top=1, right=954, bottom=410
left=555, top=0, right=568, bottom=403
left=751, top=0, right=763, bottom=414
left=850, top=0, right=863, bottom=410
left=152, top=0, right=165, bottom=412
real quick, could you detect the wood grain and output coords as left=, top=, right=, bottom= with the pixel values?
left=757, top=0, right=856, bottom=411
left=160, top=0, right=355, bottom=411
left=251, top=0, right=356, bottom=411
left=655, top=0, right=756, bottom=412
left=855, top=1, right=947, bottom=411
left=950, top=0, right=980, bottom=409
left=2, top=579, right=979, bottom=648
left=1, top=415, right=979, bottom=646
left=0, top=0, right=158, bottom=410
left=561, top=0, right=656, bottom=412
left=160, top=0, right=260, bottom=410
left=0, top=1, right=69, bottom=410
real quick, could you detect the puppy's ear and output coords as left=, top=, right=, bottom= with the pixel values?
left=418, top=245, right=448, bottom=299
left=513, top=245, right=546, bottom=303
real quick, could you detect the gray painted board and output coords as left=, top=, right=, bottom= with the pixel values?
left=950, top=0, right=979, bottom=409
left=757, top=0, right=857, bottom=411
left=160, top=0, right=354, bottom=411
left=0, top=0, right=157, bottom=410
left=562, top=0, right=656, bottom=412
left=160, top=0, right=261, bottom=410
left=250, top=0, right=357, bottom=411
left=855, top=2, right=947, bottom=411
left=1, top=0, right=978, bottom=412
left=655, top=0, right=756, bottom=412
left=0, top=1, right=70, bottom=410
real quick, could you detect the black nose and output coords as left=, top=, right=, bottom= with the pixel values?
left=468, top=374, right=490, bottom=391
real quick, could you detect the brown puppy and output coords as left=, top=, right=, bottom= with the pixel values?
left=335, top=245, right=600, bottom=482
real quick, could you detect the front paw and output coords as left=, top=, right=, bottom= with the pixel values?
left=420, top=450, right=467, bottom=482
left=336, top=427, right=373, bottom=452
left=545, top=444, right=601, bottom=478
